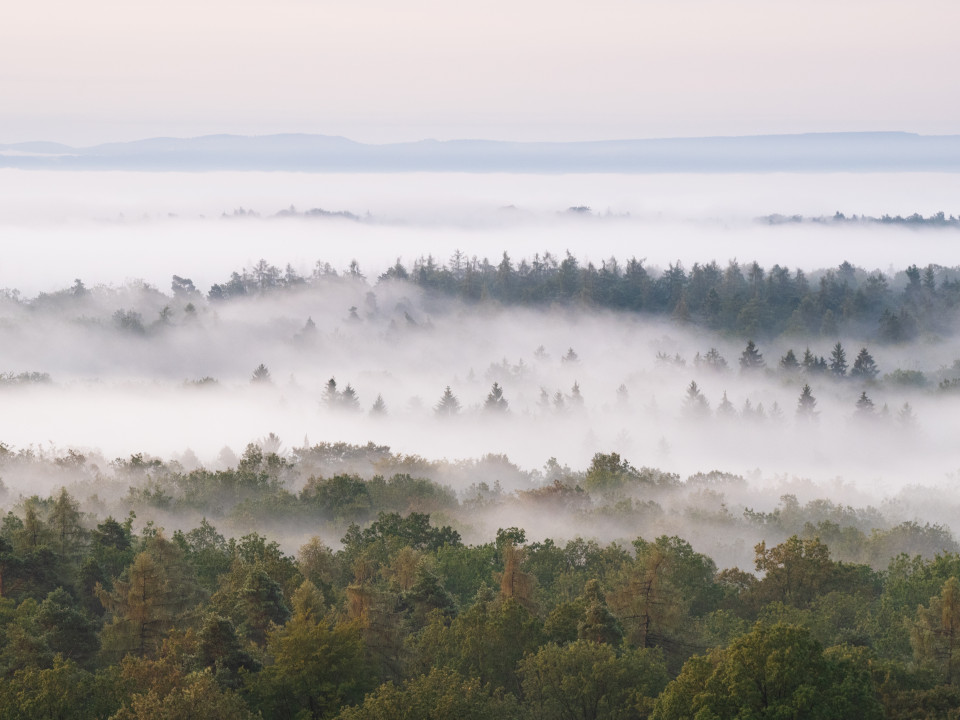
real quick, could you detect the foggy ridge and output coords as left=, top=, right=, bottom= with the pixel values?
left=3, top=132, right=960, bottom=172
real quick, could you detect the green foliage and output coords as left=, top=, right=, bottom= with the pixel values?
left=652, top=623, right=883, bottom=720
left=414, top=593, right=542, bottom=694
left=518, top=641, right=668, bottom=720
left=1, top=474, right=960, bottom=718
left=0, top=656, right=118, bottom=720
left=335, top=666, right=520, bottom=720
left=246, top=612, right=374, bottom=719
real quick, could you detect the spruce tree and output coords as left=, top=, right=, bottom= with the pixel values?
left=796, top=383, right=818, bottom=421
left=829, top=342, right=847, bottom=377
left=779, top=349, right=800, bottom=372
left=854, top=391, right=875, bottom=418
left=484, top=383, right=509, bottom=412
left=340, top=384, right=361, bottom=411
left=851, top=347, right=879, bottom=380
left=739, top=340, right=765, bottom=371
left=435, top=386, right=461, bottom=416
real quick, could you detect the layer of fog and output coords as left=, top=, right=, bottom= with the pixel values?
left=1, top=275, right=959, bottom=494
left=3, top=168, right=960, bottom=563
left=3, top=170, right=960, bottom=295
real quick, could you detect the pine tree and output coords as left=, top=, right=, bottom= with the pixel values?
left=779, top=349, right=800, bottom=372
left=796, top=383, right=818, bottom=421
left=697, top=347, right=728, bottom=371
left=538, top=387, right=551, bottom=411
left=553, top=390, right=566, bottom=413
left=97, top=537, right=199, bottom=659
left=484, top=382, right=509, bottom=412
left=323, top=377, right=340, bottom=407
left=769, top=401, right=785, bottom=423
left=577, top=579, right=623, bottom=645
left=616, top=383, right=629, bottom=407
left=370, top=394, right=387, bottom=416
left=898, top=402, right=917, bottom=428
left=435, top=386, right=461, bottom=416
left=683, top=381, right=710, bottom=418
left=340, top=384, right=361, bottom=411
left=829, top=342, right=847, bottom=377
left=717, top=391, right=736, bottom=418
left=739, top=340, right=765, bottom=371
left=569, top=381, right=584, bottom=407
left=50, top=488, right=84, bottom=566
left=251, top=364, right=272, bottom=384
left=851, top=347, right=879, bottom=380
left=854, top=391, right=874, bottom=418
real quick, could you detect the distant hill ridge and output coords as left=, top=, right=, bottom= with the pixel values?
left=2, top=131, right=959, bottom=172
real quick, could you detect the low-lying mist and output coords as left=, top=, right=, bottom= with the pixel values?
left=2, top=265, right=960, bottom=565
left=4, top=167, right=960, bottom=567
left=3, top=169, right=960, bottom=296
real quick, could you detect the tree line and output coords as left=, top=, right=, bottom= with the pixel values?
left=8, top=256, right=960, bottom=346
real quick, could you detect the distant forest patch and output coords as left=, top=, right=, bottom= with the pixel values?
left=761, top=210, right=960, bottom=227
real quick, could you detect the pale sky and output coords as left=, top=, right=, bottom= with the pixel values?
left=2, top=0, right=958, bottom=145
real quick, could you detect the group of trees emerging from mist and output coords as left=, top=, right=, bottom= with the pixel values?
left=9, top=254, right=960, bottom=352
left=197, top=253, right=959, bottom=342
left=3, top=442, right=960, bottom=718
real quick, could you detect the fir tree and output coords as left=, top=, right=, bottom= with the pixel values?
left=854, top=391, right=874, bottom=418
left=779, top=349, right=800, bottom=372
left=739, top=340, right=765, bottom=371
left=323, top=377, right=339, bottom=407
left=898, top=402, right=917, bottom=428
left=484, top=383, right=509, bottom=412
left=569, top=381, right=584, bottom=407
left=796, top=383, right=818, bottom=421
left=699, top=348, right=728, bottom=372
left=340, top=384, right=361, bottom=411
left=683, top=381, right=710, bottom=418
left=435, top=386, right=461, bottom=416
left=251, top=364, right=272, bottom=384
left=851, top=347, right=879, bottom=380
left=717, top=391, right=736, bottom=418
left=829, top=342, right=848, bottom=377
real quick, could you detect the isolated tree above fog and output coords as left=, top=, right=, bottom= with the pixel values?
left=435, top=386, right=461, bottom=416
left=739, top=340, right=764, bottom=371
left=829, top=342, right=848, bottom=377
left=851, top=347, right=879, bottom=380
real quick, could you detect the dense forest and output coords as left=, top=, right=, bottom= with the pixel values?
left=3, top=443, right=960, bottom=719
left=200, top=252, right=960, bottom=342
left=5, top=252, right=959, bottom=347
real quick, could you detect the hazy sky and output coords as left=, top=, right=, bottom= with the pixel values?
left=2, top=0, right=958, bottom=145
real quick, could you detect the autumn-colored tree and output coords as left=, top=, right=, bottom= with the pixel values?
left=499, top=541, right=537, bottom=612
left=912, top=576, right=960, bottom=684
left=98, top=536, right=201, bottom=660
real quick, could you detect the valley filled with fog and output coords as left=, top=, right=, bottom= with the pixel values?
left=2, top=169, right=960, bottom=562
